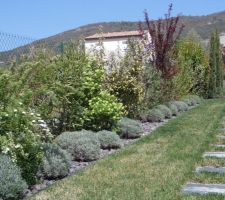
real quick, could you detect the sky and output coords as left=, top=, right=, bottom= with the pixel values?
left=0, top=0, right=225, bottom=39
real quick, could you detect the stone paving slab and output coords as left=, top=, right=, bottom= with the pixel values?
left=203, top=152, right=225, bottom=158
left=196, top=166, right=225, bottom=173
left=182, top=183, right=225, bottom=195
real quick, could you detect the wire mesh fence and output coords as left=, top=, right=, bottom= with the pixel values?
left=0, top=31, right=67, bottom=66
left=0, top=31, right=37, bottom=65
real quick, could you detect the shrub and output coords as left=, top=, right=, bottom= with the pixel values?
left=117, top=118, right=143, bottom=139
left=173, top=101, right=189, bottom=112
left=40, top=143, right=71, bottom=179
left=71, top=137, right=100, bottom=161
left=83, top=91, right=126, bottom=131
left=55, top=130, right=95, bottom=150
left=182, top=98, right=193, bottom=106
left=155, top=105, right=172, bottom=119
left=105, top=39, right=145, bottom=118
left=190, top=95, right=202, bottom=104
left=142, top=109, right=165, bottom=122
left=165, top=102, right=178, bottom=116
left=0, top=154, right=27, bottom=200
left=173, top=39, right=209, bottom=98
left=0, top=107, right=44, bottom=185
left=55, top=130, right=100, bottom=161
left=97, top=130, right=122, bottom=149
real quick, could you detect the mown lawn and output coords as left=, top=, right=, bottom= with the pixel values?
left=31, top=99, right=225, bottom=200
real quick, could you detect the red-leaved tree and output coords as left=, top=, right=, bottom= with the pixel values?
left=139, top=4, right=184, bottom=79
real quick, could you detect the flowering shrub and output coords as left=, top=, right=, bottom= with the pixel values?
left=83, top=91, right=126, bottom=131
left=0, top=105, right=47, bottom=185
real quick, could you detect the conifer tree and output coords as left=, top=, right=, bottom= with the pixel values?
left=208, top=30, right=223, bottom=98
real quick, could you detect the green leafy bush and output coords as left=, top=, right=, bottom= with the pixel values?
left=40, top=143, right=71, bottom=179
left=142, top=109, right=165, bottom=122
left=0, top=107, right=44, bottom=185
left=155, top=105, right=172, bottom=119
left=0, top=154, right=27, bottom=200
left=173, top=101, right=189, bottom=112
left=165, top=102, right=178, bottom=116
left=97, top=130, right=122, bottom=149
left=105, top=40, right=145, bottom=118
left=83, top=91, right=126, bottom=131
left=55, top=130, right=100, bottom=161
left=117, top=118, right=143, bottom=139
left=173, top=39, right=209, bottom=98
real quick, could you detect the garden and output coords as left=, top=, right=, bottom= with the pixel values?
left=0, top=5, right=225, bottom=200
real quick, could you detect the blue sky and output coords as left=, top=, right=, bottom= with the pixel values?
left=1, top=0, right=225, bottom=39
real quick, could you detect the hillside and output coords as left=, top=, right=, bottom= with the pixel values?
left=1, top=10, right=225, bottom=64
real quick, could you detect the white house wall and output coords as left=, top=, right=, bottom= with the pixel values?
left=85, top=37, right=132, bottom=57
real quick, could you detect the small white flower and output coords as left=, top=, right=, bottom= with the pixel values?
left=22, top=111, right=26, bottom=114
left=5, top=113, right=9, bottom=117
left=32, top=120, right=36, bottom=123
left=38, top=119, right=45, bottom=123
left=14, top=109, right=18, bottom=112
left=15, top=144, right=21, bottom=149
left=30, top=113, right=34, bottom=116
left=19, top=102, right=23, bottom=105
left=2, top=147, right=10, bottom=154
left=36, top=114, right=41, bottom=117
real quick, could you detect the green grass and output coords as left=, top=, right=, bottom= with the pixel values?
left=31, top=100, right=225, bottom=200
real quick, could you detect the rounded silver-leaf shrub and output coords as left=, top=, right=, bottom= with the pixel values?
left=0, top=154, right=27, bottom=200
left=71, top=137, right=100, bottom=161
left=145, top=108, right=165, bottom=122
left=40, top=143, right=71, bottom=179
left=155, top=105, right=172, bottom=119
left=97, top=130, right=122, bottom=149
left=190, top=95, right=202, bottom=104
left=117, top=117, right=144, bottom=139
left=55, top=130, right=100, bottom=162
left=173, top=101, right=189, bottom=112
left=182, top=98, right=193, bottom=106
left=165, top=102, right=179, bottom=116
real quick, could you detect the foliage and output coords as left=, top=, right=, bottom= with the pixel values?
left=83, top=91, right=125, bottom=131
left=0, top=105, right=44, bottom=185
left=142, top=65, right=163, bottom=109
left=139, top=4, right=184, bottom=79
left=182, top=95, right=202, bottom=106
left=69, top=137, right=100, bottom=161
left=40, top=143, right=71, bottom=179
left=117, top=118, right=143, bottom=139
left=55, top=130, right=94, bottom=150
left=0, top=154, right=27, bottom=200
left=165, top=102, right=178, bottom=116
left=155, top=105, right=172, bottom=119
left=208, top=29, right=224, bottom=98
left=97, top=130, right=122, bottom=150
left=141, top=109, right=165, bottom=122
left=173, top=39, right=210, bottom=98
left=105, top=39, right=145, bottom=118
left=55, top=130, right=100, bottom=161
left=173, top=101, right=189, bottom=112
left=190, top=95, right=202, bottom=104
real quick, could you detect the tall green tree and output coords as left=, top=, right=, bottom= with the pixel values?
left=208, top=30, right=223, bottom=98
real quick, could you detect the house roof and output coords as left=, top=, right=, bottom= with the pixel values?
left=85, top=30, right=143, bottom=40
